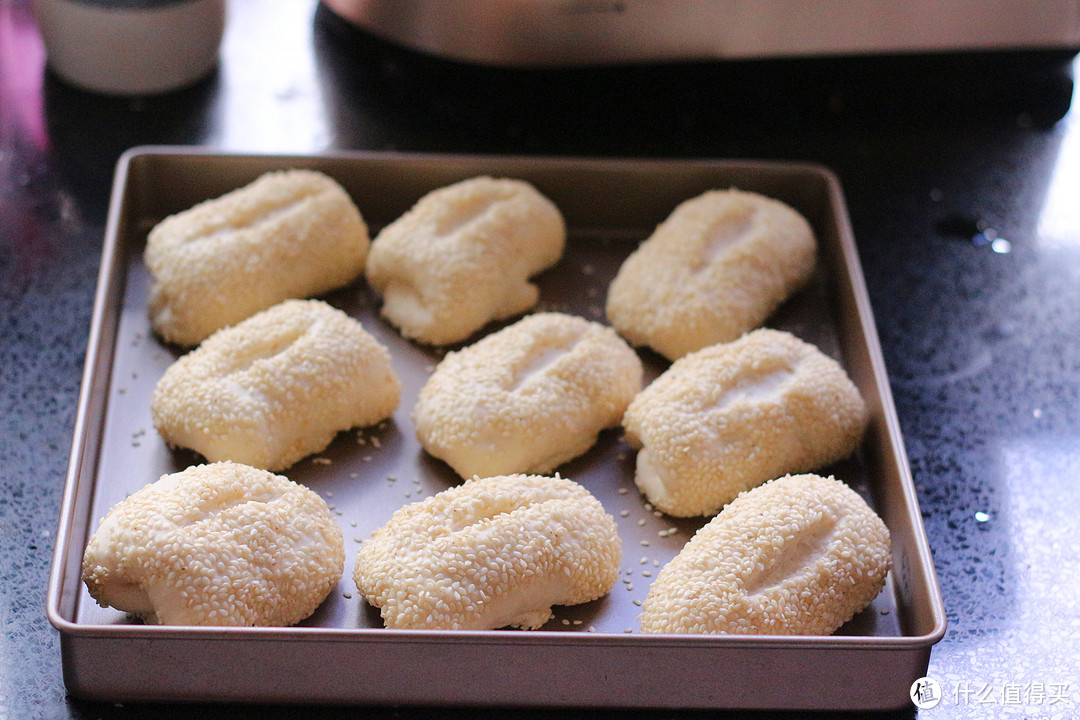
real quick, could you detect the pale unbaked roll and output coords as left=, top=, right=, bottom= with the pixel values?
left=354, top=473, right=621, bottom=630
left=622, top=328, right=867, bottom=517
left=638, top=473, right=890, bottom=635
left=365, top=176, right=565, bottom=345
left=606, top=188, right=816, bottom=360
left=413, top=312, right=643, bottom=479
left=82, top=462, right=345, bottom=627
left=145, top=169, right=369, bottom=346
left=151, top=299, right=400, bottom=471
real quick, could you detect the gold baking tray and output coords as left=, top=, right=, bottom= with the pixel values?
left=47, top=148, right=945, bottom=710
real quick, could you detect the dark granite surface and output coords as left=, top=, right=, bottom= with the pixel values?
left=3, top=1, right=1079, bottom=717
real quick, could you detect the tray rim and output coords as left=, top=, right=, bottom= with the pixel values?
left=46, top=146, right=947, bottom=707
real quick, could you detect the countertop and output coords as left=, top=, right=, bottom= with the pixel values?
left=2, top=1, right=1079, bottom=718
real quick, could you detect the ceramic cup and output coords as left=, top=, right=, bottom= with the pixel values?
left=33, top=0, right=226, bottom=95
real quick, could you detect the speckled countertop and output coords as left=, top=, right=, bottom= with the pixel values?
left=2, top=1, right=1079, bottom=718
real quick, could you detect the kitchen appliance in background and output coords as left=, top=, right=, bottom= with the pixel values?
left=319, top=0, right=1080, bottom=67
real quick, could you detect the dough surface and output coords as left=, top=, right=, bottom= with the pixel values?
left=354, top=473, right=621, bottom=630
left=639, top=473, right=890, bottom=635
left=365, top=176, right=565, bottom=345
left=622, top=328, right=867, bottom=517
left=414, top=312, right=642, bottom=478
left=152, top=299, right=400, bottom=471
left=607, top=188, right=816, bottom=360
left=82, top=462, right=345, bottom=626
left=146, top=169, right=369, bottom=346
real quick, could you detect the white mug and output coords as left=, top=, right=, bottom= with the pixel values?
left=33, top=0, right=226, bottom=95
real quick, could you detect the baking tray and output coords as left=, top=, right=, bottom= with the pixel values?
left=47, top=148, right=945, bottom=710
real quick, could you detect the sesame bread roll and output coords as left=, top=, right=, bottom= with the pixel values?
left=413, top=312, right=643, bottom=479
left=151, top=299, right=400, bottom=471
left=606, top=188, right=816, bottom=360
left=146, top=169, right=369, bottom=346
left=365, top=176, right=565, bottom=345
left=354, top=473, right=621, bottom=630
left=82, top=462, right=345, bottom=627
left=622, top=328, right=867, bottom=517
left=639, top=473, right=891, bottom=635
